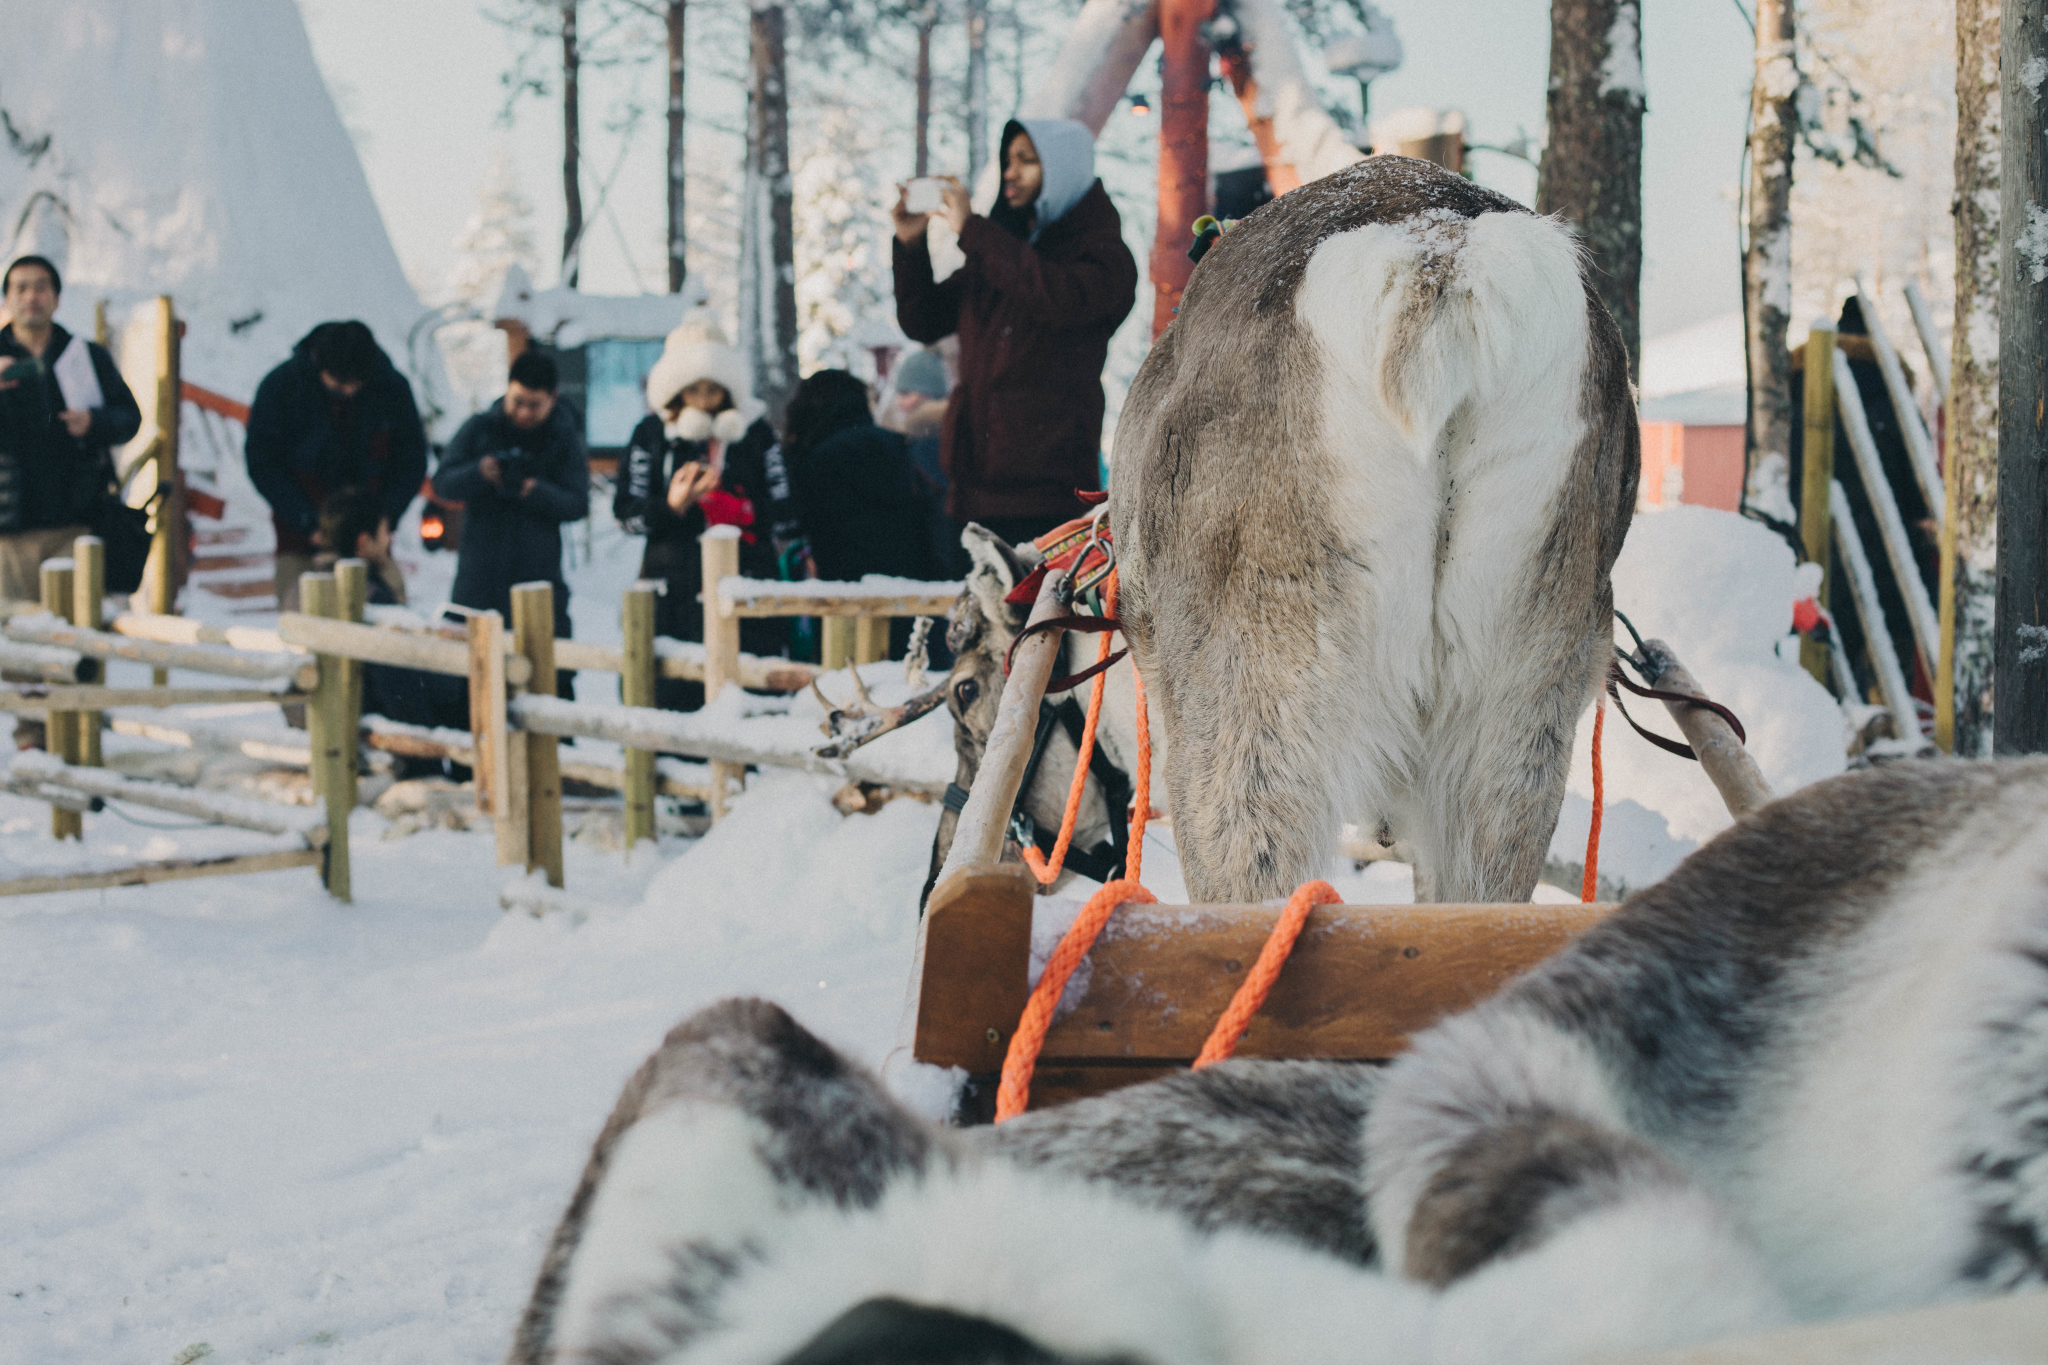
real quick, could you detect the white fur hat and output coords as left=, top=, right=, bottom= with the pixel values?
left=645, top=308, right=757, bottom=440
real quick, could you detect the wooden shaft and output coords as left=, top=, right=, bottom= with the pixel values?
left=621, top=581, right=658, bottom=848
left=276, top=613, right=532, bottom=684
left=41, top=560, right=80, bottom=840
left=702, top=526, right=743, bottom=821
left=1798, top=328, right=1837, bottom=687
left=1637, top=637, right=1774, bottom=817
left=512, top=583, right=564, bottom=888
left=303, top=573, right=350, bottom=901
left=939, top=564, right=1070, bottom=883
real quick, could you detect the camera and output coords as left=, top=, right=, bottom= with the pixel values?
left=905, top=177, right=946, bottom=215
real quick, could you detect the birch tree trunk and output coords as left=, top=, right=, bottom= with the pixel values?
left=561, top=0, right=583, bottom=287
left=665, top=0, right=687, bottom=293
left=742, top=1, right=798, bottom=420
left=1535, top=0, right=1645, bottom=377
left=1997, top=0, right=2048, bottom=752
left=966, top=0, right=990, bottom=185
left=1951, top=0, right=2001, bottom=755
left=1744, top=0, right=1799, bottom=521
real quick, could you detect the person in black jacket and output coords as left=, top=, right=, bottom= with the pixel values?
left=432, top=350, right=588, bottom=673
left=245, top=320, right=427, bottom=611
left=616, top=311, right=792, bottom=709
left=0, top=255, right=142, bottom=602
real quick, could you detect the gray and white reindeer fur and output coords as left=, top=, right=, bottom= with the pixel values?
left=510, top=760, right=2048, bottom=1364
left=1110, top=157, right=1638, bottom=903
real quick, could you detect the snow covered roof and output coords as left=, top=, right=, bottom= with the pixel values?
left=491, top=265, right=707, bottom=348
left=1639, top=312, right=1746, bottom=426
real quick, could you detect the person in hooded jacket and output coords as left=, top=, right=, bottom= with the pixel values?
left=246, top=320, right=427, bottom=611
left=616, top=310, right=794, bottom=710
left=892, top=118, right=1137, bottom=559
left=432, top=349, right=587, bottom=670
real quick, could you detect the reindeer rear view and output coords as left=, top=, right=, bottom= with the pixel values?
left=1110, top=157, right=1638, bottom=904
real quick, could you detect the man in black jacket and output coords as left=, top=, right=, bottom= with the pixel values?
left=0, top=255, right=142, bottom=601
left=432, top=349, right=588, bottom=658
left=246, top=320, right=427, bottom=611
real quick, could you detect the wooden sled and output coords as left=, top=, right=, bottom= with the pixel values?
left=911, top=565, right=1769, bottom=1114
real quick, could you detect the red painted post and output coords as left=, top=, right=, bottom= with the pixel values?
left=1151, top=0, right=1215, bottom=338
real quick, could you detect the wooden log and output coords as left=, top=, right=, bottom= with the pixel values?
left=107, top=714, right=312, bottom=766
left=512, top=583, right=563, bottom=888
left=702, top=527, right=743, bottom=821
left=303, top=574, right=350, bottom=900
left=1834, top=348, right=1941, bottom=669
left=0, top=640, right=88, bottom=684
left=7, top=614, right=317, bottom=687
left=276, top=612, right=533, bottom=685
left=1635, top=637, right=1774, bottom=817
left=42, top=560, right=80, bottom=841
left=110, top=613, right=290, bottom=654
left=621, top=581, right=657, bottom=847
left=1799, top=327, right=1837, bottom=687
left=12, top=751, right=328, bottom=841
left=938, top=564, right=1069, bottom=883
left=506, top=694, right=948, bottom=795
left=0, top=686, right=312, bottom=712
left=362, top=722, right=476, bottom=767
left=913, top=875, right=1618, bottom=1073
left=0, top=848, right=325, bottom=899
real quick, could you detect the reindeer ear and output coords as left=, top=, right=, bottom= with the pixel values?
left=961, top=523, right=1041, bottom=642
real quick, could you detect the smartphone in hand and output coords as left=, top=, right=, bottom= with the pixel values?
left=0, top=359, right=37, bottom=384
left=904, top=177, right=946, bottom=215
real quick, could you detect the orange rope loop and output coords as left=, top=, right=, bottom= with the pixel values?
left=1019, top=630, right=1113, bottom=886
left=994, top=878, right=1157, bottom=1122
left=1193, top=879, right=1342, bottom=1068
left=1582, top=694, right=1605, bottom=902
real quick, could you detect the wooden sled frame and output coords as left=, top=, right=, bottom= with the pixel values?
left=911, top=563, right=1763, bottom=1112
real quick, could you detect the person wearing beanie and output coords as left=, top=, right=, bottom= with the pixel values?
left=892, top=118, right=1137, bottom=555
left=877, top=348, right=956, bottom=580
left=616, top=309, right=793, bottom=709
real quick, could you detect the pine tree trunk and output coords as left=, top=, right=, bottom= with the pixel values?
left=1997, top=0, right=2048, bottom=752
left=743, top=1, right=798, bottom=420
left=915, top=9, right=933, bottom=178
left=1534, top=0, right=1644, bottom=377
left=665, top=0, right=687, bottom=294
left=1951, top=0, right=2000, bottom=756
left=1743, top=0, right=1798, bottom=521
left=966, top=0, right=989, bottom=185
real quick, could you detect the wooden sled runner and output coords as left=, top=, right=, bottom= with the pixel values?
left=911, top=563, right=1765, bottom=1112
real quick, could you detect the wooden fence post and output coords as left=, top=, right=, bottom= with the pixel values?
left=41, top=559, right=80, bottom=840
left=1799, top=327, right=1837, bottom=688
left=511, top=583, right=563, bottom=888
left=302, top=572, right=350, bottom=901
left=854, top=616, right=888, bottom=665
left=701, top=526, right=742, bottom=820
left=621, top=581, right=658, bottom=849
left=145, top=296, right=184, bottom=667
left=334, top=559, right=367, bottom=825
left=71, top=536, right=105, bottom=771
left=821, top=617, right=853, bottom=670
left=469, top=609, right=528, bottom=868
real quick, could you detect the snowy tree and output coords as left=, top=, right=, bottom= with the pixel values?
left=438, top=152, right=542, bottom=414
left=1951, top=0, right=1998, bottom=755
left=794, top=105, right=900, bottom=375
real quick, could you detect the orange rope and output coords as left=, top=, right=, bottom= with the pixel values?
left=1128, top=666, right=1151, bottom=884
left=994, top=878, right=1158, bottom=1121
left=1019, top=630, right=1112, bottom=886
left=1193, top=879, right=1341, bottom=1068
left=1582, top=694, right=1605, bottom=902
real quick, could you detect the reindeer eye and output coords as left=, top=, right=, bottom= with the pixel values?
left=953, top=677, right=980, bottom=709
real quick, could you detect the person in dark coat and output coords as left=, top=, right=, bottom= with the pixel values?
left=0, top=255, right=143, bottom=602
left=245, top=319, right=427, bottom=611
left=879, top=346, right=956, bottom=578
left=432, top=349, right=588, bottom=662
left=892, top=117, right=1137, bottom=553
left=616, top=310, right=793, bottom=709
left=314, top=486, right=438, bottom=733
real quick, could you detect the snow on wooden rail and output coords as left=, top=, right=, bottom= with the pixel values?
left=0, top=639, right=89, bottom=683
left=5, top=613, right=315, bottom=687
left=275, top=612, right=536, bottom=686
left=714, top=574, right=962, bottom=619
left=8, top=750, right=329, bottom=843
left=508, top=694, right=946, bottom=795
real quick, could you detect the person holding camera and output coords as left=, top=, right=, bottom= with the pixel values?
left=892, top=118, right=1137, bottom=555
left=432, top=350, right=588, bottom=662
left=246, top=319, right=427, bottom=612
left=0, top=255, right=142, bottom=602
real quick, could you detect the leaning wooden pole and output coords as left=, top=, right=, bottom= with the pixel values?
left=41, top=559, right=80, bottom=840
left=1998, top=0, right=2048, bottom=753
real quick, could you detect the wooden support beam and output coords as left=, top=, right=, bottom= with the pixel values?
left=303, top=573, right=351, bottom=901
left=42, top=559, right=79, bottom=840
left=702, top=527, right=743, bottom=821
left=1799, top=327, right=1837, bottom=687
left=621, top=581, right=657, bottom=848
left=0, top=848, right=324, bottom=899
left=512, top=582, right=563, bottom=888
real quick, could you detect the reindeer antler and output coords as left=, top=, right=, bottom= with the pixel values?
left=812, top=678, right=949, bottom=759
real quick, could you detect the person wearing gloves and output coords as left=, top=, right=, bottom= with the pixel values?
left=892, top=118, right=1137, bottom=552
left=616, top=310, right=792, bottom=709
left=431, top=349, right=588, bottom=683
